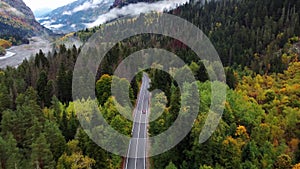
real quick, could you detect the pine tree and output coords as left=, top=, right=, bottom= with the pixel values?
left=57, top=63, right=72, bottom=103
left=45, top=80, right=55, bottom=107
left=59, top=110, right=69, bottom=141
left=30, top=134, right=55, bottom=169
left=0, top=83, right=11, bottom=116
left=165, top=162, right=178, bottom=169
left=43, top=121, right=66, bottom=161
left=37, top=71, right=48, bottom=107
left=0, top=133, right=21, bottom=169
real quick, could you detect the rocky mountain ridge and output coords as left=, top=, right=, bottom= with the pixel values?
left=38, top=0, right=114, bottom=33
left=0, top=0, right=51, bottom=42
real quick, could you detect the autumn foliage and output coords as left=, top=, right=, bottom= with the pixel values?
left=0, top=39, right=12, bottom=49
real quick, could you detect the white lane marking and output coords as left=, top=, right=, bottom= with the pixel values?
left=144, top=75, right=151, bottom=169
left=143, top=77, right=149, bottom=169
left=125, top=76, right=146, bottom=169
left=125, top=141, right=131, bottom=169
left=135, top=80, right=146, bottom=169
left=144, top=98, right=148, bottom=168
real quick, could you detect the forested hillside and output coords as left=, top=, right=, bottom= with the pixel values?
left=77, top=0, right=300, bottom=74
left=0, top=0, right=51, bottom=46
left=111, top=0, right=161, bottom=8
left=173, top=0, right=300, bottom=73
left=0, top=0, right=300, bottom=169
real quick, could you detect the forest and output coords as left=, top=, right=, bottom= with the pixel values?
left=0, top=0, right=300, bottom=168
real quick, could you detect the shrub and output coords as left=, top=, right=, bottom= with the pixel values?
left=0, top=39, right=12, bottom=49
left=0, top=46, right=6, bottom=56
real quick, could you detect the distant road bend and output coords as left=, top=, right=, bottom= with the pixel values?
left=124, top=73, right=150, bottom=169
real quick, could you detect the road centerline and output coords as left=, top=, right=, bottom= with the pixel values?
left=125, top=75, right=147, bottom=169
left=125, top=74, right=149, bottom=169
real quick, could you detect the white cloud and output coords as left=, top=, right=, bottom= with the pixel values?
left=49, top=24, right=65, bottom=29
left=72, top=0, right=107, bottom=13
left=92, top=0, right=105, bottom=5
left=72, top=0, right=113, bottom=13
left=36, top=16, right=50, bottom=21
left=63, top=11, right=73, bottom=15
left=73, top=1, right=99, bottom=13
left=41, top=19, right=55, bottom=25
left=40, top=19, right=57, bottom=29
left=73, top=2, right=92, bottom=13
left=86, top=0, right=189, bottom=28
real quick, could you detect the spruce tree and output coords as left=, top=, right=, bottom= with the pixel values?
left=30, top=134, right=55, bottom=169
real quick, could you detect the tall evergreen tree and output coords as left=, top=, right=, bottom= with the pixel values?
left=37, top=70, right=48, bottom=108
left=43, top=121, right=66, bottom=161
left=30, top=134, right=55, bottom=169
left=0, top=133, right=21, bottom=169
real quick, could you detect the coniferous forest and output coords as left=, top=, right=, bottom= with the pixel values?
left=1, top=0, right=300, bottom=168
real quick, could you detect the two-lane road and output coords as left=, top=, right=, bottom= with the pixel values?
left=124, top=73, right=150, bottom=169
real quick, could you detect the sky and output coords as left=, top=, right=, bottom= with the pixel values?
left=23, top=0, right=77, bottom=12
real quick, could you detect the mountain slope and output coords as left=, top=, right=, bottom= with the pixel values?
left=0, top=0, right=50, bottom=43
left=111, top=0, right=160, bottom=8
left=38, top=0, right=114, bottom=33
left=2, top=0, right=35, bottom=20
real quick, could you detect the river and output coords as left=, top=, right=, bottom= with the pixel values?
left=0, top=36, right=53, bottom=68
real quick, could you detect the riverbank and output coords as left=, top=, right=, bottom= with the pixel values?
left=0, top=51, right=16, bottom=60
left=0, top=36, right=53, bottom=68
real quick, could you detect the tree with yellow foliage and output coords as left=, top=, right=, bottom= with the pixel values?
left=0, top=39, right=12, bottom=49
left=57, top=140, right=95, bottom=169
left=293, top=163, right=300, bottom=169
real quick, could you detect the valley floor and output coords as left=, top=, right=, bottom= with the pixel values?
left=0, top=36, right=53, bottom=68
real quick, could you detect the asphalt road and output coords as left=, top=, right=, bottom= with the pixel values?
left=124, top=73, right=150, bottom=169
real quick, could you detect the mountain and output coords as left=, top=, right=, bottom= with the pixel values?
left=37, top=0, right=173, bottom=33
left=33, top=8, right=52, bottom=17
left=111, top=0, right=160, bottom=8
left=38, top=0, right=114, bottom=34
left=72, top=0, right=188, bottom=29
left=0, top=0, right=50, bottom=42
left=2, top=0, right=35, bottom=19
